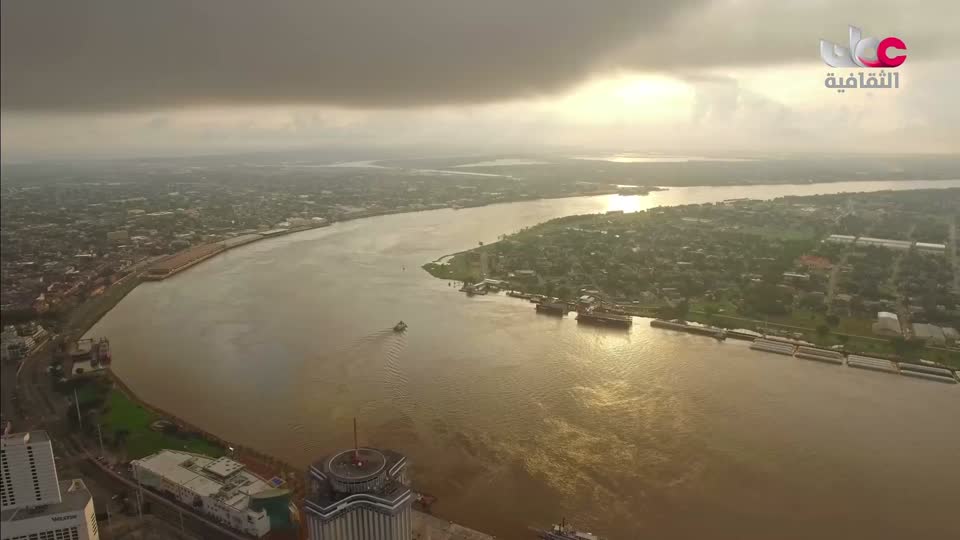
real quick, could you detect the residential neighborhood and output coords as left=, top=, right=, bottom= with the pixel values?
left=428, top=189, right=960, bottom=366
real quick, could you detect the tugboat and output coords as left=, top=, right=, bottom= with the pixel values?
left=393, top=321, right=408, bottom=332
left=531, top=519, right=605, bottom=540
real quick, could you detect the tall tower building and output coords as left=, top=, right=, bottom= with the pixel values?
left=1, top=431, right=60, bottom=510
left=1, top=432, right=99, bottom=540
left=304, top=447, right=412, bottom=540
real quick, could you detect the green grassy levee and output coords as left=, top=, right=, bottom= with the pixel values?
left=103, top=390, right=225, bottom=460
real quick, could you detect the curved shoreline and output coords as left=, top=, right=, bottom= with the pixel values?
left=104, top=368, right=308, bottom=495
left=79, top=180, right=960, bottom=540
left=77, top=178, right=960, bottom=341
left=76, top=188, right=628, bottom=337
left=75, top=176, right=960, bottom=336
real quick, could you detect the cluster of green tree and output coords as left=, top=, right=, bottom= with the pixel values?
left=842, top=246, right=897, bottom=298
left=741, top=282, right=794, bottom=315
left=59, top=377, right=111, bottom=435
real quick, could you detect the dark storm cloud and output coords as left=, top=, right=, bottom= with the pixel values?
left=3, top=0, right=955, bottom=112
left=1, top=0, right=703, bottom=111
left=617, top=0, right=956, bottom=72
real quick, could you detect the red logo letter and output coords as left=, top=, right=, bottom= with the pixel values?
left=878, top=37, right=907, bottom=67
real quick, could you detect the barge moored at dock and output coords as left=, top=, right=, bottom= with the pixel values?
left=795, top=346, right=844, bottom=364
left=577, top=310, right=632, bottom=328
left=897, top=362, right=958, bottom=384
left=726, top=329, right=763, bottom=341
left=536, top=302, right=569, bottom=316
left=650, top=319, right=726, bottom=339
left=750, top=338, right=797, bottom=355
left=846, top=354, right=899, bottom=373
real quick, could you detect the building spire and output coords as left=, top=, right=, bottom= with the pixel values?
left=353, top=417, right=360, bottom=465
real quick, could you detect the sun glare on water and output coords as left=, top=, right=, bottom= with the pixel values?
left=604, top=194, right=655, bottom=214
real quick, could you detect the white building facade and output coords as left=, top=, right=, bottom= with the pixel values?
left=305, top=448, right=412, bottom=540
left=1, top=479, right=99, bottom=540
left=1, top=432, right=61, bottom=511
left=1, top=432, right=98, bottom=540
left=131, top=450, right=270, bottom=537
left=872, top=311, right=902, bottom=337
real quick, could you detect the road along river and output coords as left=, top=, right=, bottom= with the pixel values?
left=89, top=180, right=960, bottom=539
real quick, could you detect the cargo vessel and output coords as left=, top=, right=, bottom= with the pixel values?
left=897, top=362, right=958, bottom=384
left=650, top=318, right=725, bottom=339
left=536, top=302, right=569, bottom=316
left=576, top=310, right=632, bottom=328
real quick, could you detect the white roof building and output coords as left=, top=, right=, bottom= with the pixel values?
left=912, top=323, right=947, bottom=346
left=826, top=234, right=856, bottom=244
left=915, top=242, right=947, bottom=253
left=857, top=237, right=913, bottom=250
left=872, top=311, right=902, bottom=337
left=131, top=450, right=271, bottom=537
left=826, top=235, right=946, bottom=253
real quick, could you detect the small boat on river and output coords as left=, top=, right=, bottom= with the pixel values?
left=531, top=519, right=606, bottom=540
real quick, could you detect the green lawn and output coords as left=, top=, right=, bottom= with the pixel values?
left=75, top=382, right=108, bottom=408
left=836, top=317, right=876, bottom=336
left=765, top=310, right=820, bottom=328
left=103, top=390, right=224, bottom=460
left=422, top=252, right=481, bottom=282
left=690, top=300, right=738, bottom=315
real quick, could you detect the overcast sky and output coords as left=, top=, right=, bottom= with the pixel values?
left=2, top=0, right=958, bottom=160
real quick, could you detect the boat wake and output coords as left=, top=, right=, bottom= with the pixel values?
left=354, top=328, right=395, bottom=344
left=382, top=333, right=409, bottom=400
left=293, top=328, right=412, bottom=452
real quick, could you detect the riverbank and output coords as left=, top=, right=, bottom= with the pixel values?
left=73, top=178, right=960, bottom=340
left=71, top=186, right=637, bottom=336
left=65, top=272, right=143, bottom=341
left=104, top=371, right=307, bottom=497
left=684, top=309, right=960, bottom=368
left=646, top=318, right=959, bottom=381
left=100, top=364, right=490, bottom=536
left=423, top=188, right=960, bottom=369
left=422, top=251, right=474, bottom=281
left=83, top=180, right=960, bottom=540
left=147, top=186, right=637, bottom=277
left=431, top=281, right=960, bottom=369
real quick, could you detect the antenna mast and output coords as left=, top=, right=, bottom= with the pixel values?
left=353, top=417, right=360, bottom=465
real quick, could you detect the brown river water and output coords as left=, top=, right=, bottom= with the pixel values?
left=89, top=181, right=960, bottom=539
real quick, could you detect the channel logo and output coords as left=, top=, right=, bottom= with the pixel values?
left=820, top=25, right=906, bottom=68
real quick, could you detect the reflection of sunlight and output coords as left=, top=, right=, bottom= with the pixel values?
left=604, top=194, right=655, bottom=214
left=546, top=74, right=693, bottom=124
left=613, top=76, right=690, bottom=105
